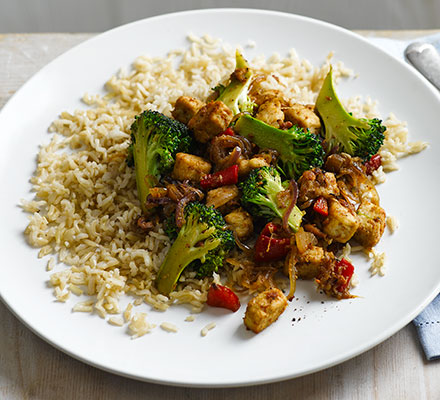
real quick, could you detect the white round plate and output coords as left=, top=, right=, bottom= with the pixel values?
left=0, top=9, right=439, bottom=388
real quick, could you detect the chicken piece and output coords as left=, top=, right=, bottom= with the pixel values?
left=296, top=246, right=327, bottom=279
left=238, top=156, right=270, bottom=176
left=354, top=201, right=386, bottom=248
left=224, top=207, right=254, bottom=241
left=284, top=104, right=321, bottom=134
left=322, top=198, right=360, bottom=243
left=171, top=96, right=205, bottom=125
left=171, top=153, right=211, bottom=182
left=282, top=229, right=332, bottom=280
left=256, top=98, right=284, bottom=128
left=248, top=75, right=289, bottom=106
left=188, top=101, right=233, bottom=143
left=243, top=288, right=288, bottom=333
left=205, top=185, right=239, bottom=209
left=297, top=169, right=340, bottom=206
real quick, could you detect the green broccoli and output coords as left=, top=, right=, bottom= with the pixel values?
left=315, top=67, right=386, bottom=160
left=156, top=202, right=234, bottom=295
left=234, top=114, right=324, bottom=179
left=240, top=166, right=304, bottom=232
left=215, top=50, right=256, bottom=115
left=128, top=110, right=192, bottom=213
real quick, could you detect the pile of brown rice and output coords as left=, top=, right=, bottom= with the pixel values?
left=22, top=34, right=427, bottom=335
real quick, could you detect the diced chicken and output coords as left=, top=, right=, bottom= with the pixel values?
left=282, top=230, right=333, bottom=280
left=238, top=156, right=270, bottom=176
left=354, top=201, right=386, bottom=248
left=205, top=185, right=239, bottom=209
left=224, top=207, right=254, bottom=241
left=188, top=101, right=233, bottom=143
left=284, top=104, right=321, bottom=134
left=249, top=75, right=289, bottom=106
left=171, top=96, right=205, bottom=125
left=322, top=198, right=360, bottom=243
left=243, top=288, right=288, bottom=333
left=297, top=169, right=340, bottom=205
left=171, top=153, right=211, bottom=182
left=296, top=246, right=326, bottom=279
left=256, top=99, right=284, bottom=128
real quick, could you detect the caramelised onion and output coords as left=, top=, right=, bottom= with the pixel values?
left=136, top=215, right=155, bottom=231
left=224, top=146, right=242, bottom=169
left=208, top=134, right=254, bottom=170
left=225, top=257, right=278, bottom=292
left=282, top=179, right=298, bottom=232
left=295, top=227, right=317, bottom=254
left=145, top=188, right=172, bottom=209
left=285, top=245, right=297, bottom=301
left=174, top=195, right=192, bottom=228
left=173, top=182, right=204, bottom=228
left=233, top=230, right=253, bottom=255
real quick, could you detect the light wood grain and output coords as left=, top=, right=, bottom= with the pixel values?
left=1, top=32, right=440, bottom=400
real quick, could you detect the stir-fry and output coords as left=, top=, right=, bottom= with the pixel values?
left=127, top=50, right=387, bottom=333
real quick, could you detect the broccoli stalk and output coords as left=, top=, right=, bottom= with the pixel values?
left=240, top=166, right=304, bottom=232
left=216, top=50, right=255, bottom=115
left=128, top=110, right=192, bottom=213
left=234, top=114, right=324, bottom=179
left=315, top=67, right=386, bottom=160
left=156, top=203, right=234, bottom=295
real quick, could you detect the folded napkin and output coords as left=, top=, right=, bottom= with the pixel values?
left=366, top=34, right=440, bottom=361
left=413, top=294, right=440, bottom=360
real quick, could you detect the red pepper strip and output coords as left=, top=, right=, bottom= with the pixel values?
left=219, top=127, right=235, bottom=136
left=313, top=196, right=329, bottom=217
left=254, top=222, right=290, bottom=262
left=336, top=258, right=355, bottom=292
left=206, top=283, right=240, bottom=312
left=364, top=154, right=382, bottom=175
left=200, top=164, right=238, bottom=190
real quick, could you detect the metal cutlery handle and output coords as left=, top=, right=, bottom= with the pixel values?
left=405, top=42, right=440, bottom=91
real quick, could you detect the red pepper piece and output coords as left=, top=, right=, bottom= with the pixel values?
left=313, top=196, right=329, bottom=216
left=336, top=258, right=354, bottom=292
left=206, top=283, right=240, bottom=312
left=364, top=154, right=382, bottom=175
left=200, top=164, right=238, bottom=190
left=220, top=127, right=235, bottom=136
left=254, top=222, right=290, bottom=262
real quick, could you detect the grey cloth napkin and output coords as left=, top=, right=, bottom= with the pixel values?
left=366, top=34, right=440, bottom=361
left=413, top=294, right=440, bottom=360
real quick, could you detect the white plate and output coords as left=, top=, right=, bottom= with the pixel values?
left=1, top=9, right=440, bottom=388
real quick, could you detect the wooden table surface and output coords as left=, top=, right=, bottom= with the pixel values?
left=1, top=31, right=439, bottom=400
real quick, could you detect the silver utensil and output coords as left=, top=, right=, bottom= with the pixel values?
left=405, top=41, right=440, bottom=91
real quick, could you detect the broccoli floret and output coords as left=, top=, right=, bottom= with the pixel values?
left=315, top=67, right=386, bottom=160
left=240, top=166, right=304, bottom=232
left=155, top=202, right=234, bottom=295
left=128, top=110, right=192, bottom=213
left=215, top=50, right=256, bottom=115
left=234, top=114, right=324, bottom=179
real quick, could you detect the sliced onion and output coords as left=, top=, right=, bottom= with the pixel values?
left=136, top=216, right=154, bottom=231
left=285, top=245, right=297, bottom=301
left=175, top=195, right=191, bottom=228
left=209, top=134, right=254, bottom=170
left=223, top=146, right=242, bottom=169
left=282, top=179, right=298, bottom=232
left=295, top=228, right=316, bottom=254
left=233, top=230, right=253, bottom=255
